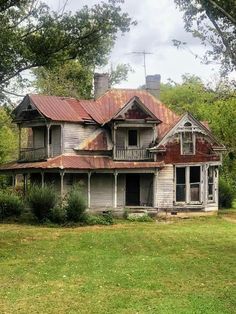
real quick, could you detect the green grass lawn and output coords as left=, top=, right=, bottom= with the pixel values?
left=0, top=214, right=236, bottom=314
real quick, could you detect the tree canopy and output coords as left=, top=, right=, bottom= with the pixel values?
left=0, top=0, right=135, bottom=99
left=174, top=0, right=236, bottom=74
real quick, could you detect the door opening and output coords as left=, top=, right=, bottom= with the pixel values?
left=126, top=174, right=140, bottom=206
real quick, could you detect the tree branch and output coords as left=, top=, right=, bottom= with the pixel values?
left=208, top=0, right=236, bottom=26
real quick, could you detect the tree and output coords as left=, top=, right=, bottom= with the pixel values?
left=0, top=108, right=18, bottom=163
left=174, top=0, right=236, bottom=74
left=0, top=0, right=135, bottom=99
left=34, top=61, right=132, bottom=98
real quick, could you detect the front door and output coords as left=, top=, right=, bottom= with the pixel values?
left=126, top=174, right=140, bottom=206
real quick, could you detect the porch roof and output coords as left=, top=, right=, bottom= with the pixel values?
left=0, top=155, right=164, bottom=172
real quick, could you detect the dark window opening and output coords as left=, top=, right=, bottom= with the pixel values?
left=128, top=129, right=138, bottom=146
left=176, top=167, right=186, bottom=202
left=49, top=128, right=52, bottom=145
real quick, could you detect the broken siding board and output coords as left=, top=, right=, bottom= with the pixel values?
left=64, top=123, right=97, bottom=154
left=156, top=165, right=174, bottom=209
left=90, top=174, right=113, bottom=207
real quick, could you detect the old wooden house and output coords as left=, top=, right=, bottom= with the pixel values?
left=0, top=74, right=225, bottom=213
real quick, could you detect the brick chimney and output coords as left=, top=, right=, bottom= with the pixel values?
left=94, top=73, right=109, bottom=99
left=146, top=74, right=161, bottom=99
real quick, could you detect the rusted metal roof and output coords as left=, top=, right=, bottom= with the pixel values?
left=80, top=89, right=179, bottom=138
left=0, top=155, right=164, bottom=171
left=23, top=90, right=179, bottom=139
left=29, top=94, right=92, bottom=122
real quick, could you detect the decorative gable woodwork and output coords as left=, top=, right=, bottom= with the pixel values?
left=116, top=102, right=153, bottom=120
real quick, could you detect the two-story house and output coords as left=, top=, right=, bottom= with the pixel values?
left=0, top=74, right=225, bottom=214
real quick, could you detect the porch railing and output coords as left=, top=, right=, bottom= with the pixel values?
left=19, top=147, right=47, bottom=162
left=114, top=148, right=153, bottom=161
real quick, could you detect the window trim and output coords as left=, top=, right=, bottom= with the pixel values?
left=207, top=166, right=216, bottom=203
left=175, top=165, right=202, bottom=204
left=180, top=132, right=196, bottom=155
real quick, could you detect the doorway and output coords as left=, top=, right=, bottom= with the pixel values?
left=126, top=174, right=140, bottom=206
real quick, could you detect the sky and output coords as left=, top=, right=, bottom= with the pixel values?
left=44, top=0, right=226, bottom=88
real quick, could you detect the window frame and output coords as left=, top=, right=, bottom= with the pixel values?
left=180, top=132, right=196, bottom=155
left=175, top=165, right=202, bottom=204
left=207, top=166, right=216, bottom=203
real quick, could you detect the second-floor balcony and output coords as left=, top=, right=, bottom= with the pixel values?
left=19, top=147, right=47, bottom=162
left=114, top=148, right=153, bottom=161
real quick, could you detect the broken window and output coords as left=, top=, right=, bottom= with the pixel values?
left=176, top=166, right=201, bottom=203
left=176, top=167, right=186, bottom=202
left=190, top=166, right=201, bottom=202
left=182, top=132, right=194, bottom=155
left=208, top=166, right=215, bottom=202
left=128, top=129, right=138, bottom=146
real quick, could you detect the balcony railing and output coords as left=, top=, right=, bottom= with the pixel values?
left=114, top=148, right=153, bottom=161
left=19, top=147, right=47, bottom=162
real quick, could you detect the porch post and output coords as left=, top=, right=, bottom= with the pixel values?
left=87, top=171, right=91, bottom=209
left=41, top=171, right=44, bottom=188
left=113, top=170, right=118, bottom=208
left=46, top=124, right=51, bottom=158
left=18, top=125, right=22, bottom=159
left=23, top=173, right=28, bottom=195
left=60, top=171, right=65, bottom=198
left=113, top=124, right=117, bottom=159
left=153, top=169, right=158, bottom=208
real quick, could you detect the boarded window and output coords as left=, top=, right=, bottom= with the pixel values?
left=128, top=130, right=138, bottom=146
left=176, top=167, right=186, bottom=202
left=182, top=132, right=194, bottom=154
left=190, top=166, right=200, bottom=202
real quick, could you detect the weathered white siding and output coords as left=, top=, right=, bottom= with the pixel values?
left=90, top=174, right=113, bottom=207
left=33, top=127, right=45, bottom=148
left=156, top=165, right=174, bottom=209
left=140, top=128, right=153, bottom=148
left=51, top=125, right=61, bottom=157
left=63, top=123, right=97, bottom=154
left=116, top=128, right=126, bottom=148
left=117, top=174, right=125, bottom=206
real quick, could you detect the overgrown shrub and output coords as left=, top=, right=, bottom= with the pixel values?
left=0, top=191, right=24, bottom=220
left=127, top=213, right=153, bottom=222
left=28, top=185, right=57, bottom=222
left=85, top=213, right=113, bottom=225
left=219, top=178, right=235, bottom=208
left=66, top=186, right=87, bottom=222
left=50, top=205, right=67, bottom=224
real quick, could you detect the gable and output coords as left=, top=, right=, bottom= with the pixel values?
left=13, top=95, right=43, bottom=122
left=113, top=96, right=161, bottom=123
left=152, top=113, right=224, bottom=149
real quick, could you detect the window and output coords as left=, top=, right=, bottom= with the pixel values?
left=208, top=166, right=215, bottom=202
left=182, top=132, right=194, bottom=155
left=128, top=129, right=138, bottom=146
left=176, top=167, right=186, bottom=202
left=176, top=166, right=201, bottom=203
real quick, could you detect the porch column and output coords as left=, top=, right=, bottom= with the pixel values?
left=46, top=124, right=51, bottom=158
left=113, top=170, right=118, bottom=208
left=153, top=169, right=158, bottom=208
left=41, top=171, right=44, bottom=188
left=23, top=173, right=28, bottom=195
left=113, top=125, right=117, bottom=159
left=60, top=171, right=65, bottom=198
left=18, top=125, right=22, bottom=159
left=87, top=171, right=91, bottom=209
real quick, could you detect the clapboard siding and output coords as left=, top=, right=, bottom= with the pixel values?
left=33, top=127, right=45, bottom=148
left=156, top=165, right=174, bottom=208
left=140, top=128, right=153, bottom=148
left=116, top=128, right=126, bottom=148
left=64, top=173, right=88, bottom=200
left=51, top=125, right=61, bottom=157
left=64, top=123, right=97, bottom=154
left=91, top=174, right=113, bottom=207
